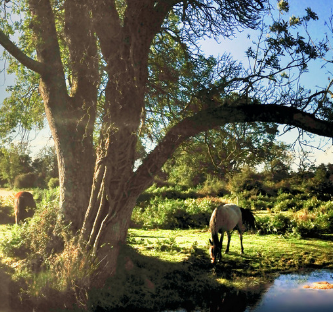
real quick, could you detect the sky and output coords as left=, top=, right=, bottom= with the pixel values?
left=0, top=0, right=333, bottom=167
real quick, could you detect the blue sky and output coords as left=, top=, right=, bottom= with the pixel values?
left=1, top=0, right=333, bottom=166
left=199, top=0, right=333, bottom=167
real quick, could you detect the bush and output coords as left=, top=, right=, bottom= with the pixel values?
left=0, top=188, right=62, bottom=259
left=292, top=206, right=333, bottom=238
left=256, top=213, right=293, bottom=235
left=14, top=172, right=37, bottom=188
left=197, top=176, right=228, bottom=197
left=132, top=197, right=222, bottom=229
left=48, top=178, right=59, bottom=189
left=301, top=197, right=323, bottom=211
left=252, top=198, right=274, bottom=210
left=273, top=197, right=303, bottom=212
left=0, top=224, right=30, bottom=257
left=228, top=167, right=265, bottom=194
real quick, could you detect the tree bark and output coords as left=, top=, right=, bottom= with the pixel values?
left=27, top=0, right=99, bottom=231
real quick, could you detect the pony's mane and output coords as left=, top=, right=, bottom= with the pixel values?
left=209, top=207, right=219, bottom=234
left=240, top=207, right=255, bottom=230
left=210, top=206, right=222, bottom=246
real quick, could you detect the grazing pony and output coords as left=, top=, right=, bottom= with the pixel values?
left=209, top=204, right=255, bottom=264
left=14, top=191, right=36, bottom=224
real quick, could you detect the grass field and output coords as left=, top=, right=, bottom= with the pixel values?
left=128, top=228, right=333, bottom=289
left=1, top=189, right=333, bottom=311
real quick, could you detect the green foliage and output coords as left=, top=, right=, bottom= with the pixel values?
left=0, top=145, right=58, bottom=189
left=14, top=172, right=37, bottom=188
left=305, top=164, right=333, bottom=200
left=273, top=197, right=300, bottom=212
left=198, top=175, right=229, bottom=197
left=257, top=201, right=333, bottom=238
left=228, top=167, right=265, bottom=194
left=132, top=197, right=221, bottom=229
left=164, top=126, right=290, bottom=187
left=137, top=183, right=199, bottom=204
left=0, top=188, right=62, bottom=259
left=48, top=178, right=59, bottom=189
left=0, top=223, right=30, bottom=257
left=256, top=213, right=294, bottom=235
left=134, top=181, right=333, bottom=239
left=0, top=143, right=33, bottom=187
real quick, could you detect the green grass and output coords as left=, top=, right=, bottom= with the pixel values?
left=128, top=228, right=333, bottom=290
left=1, top=187, right=333, bottom=311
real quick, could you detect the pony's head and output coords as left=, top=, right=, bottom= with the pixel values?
left=209, top=234, right=221, bottom=264
left=240, top=208, right=256, bottom=232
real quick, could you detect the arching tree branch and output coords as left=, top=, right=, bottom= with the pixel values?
left=131, top=103, right=333, bottom=195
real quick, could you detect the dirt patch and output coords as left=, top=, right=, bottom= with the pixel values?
left=0, top=189, right=15, bottom=200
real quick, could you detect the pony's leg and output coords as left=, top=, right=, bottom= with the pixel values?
left=238, top=229, right=244, bottom=254
left=225, top=231, right=231, bottom=253
left=218, top=232, right=224, bottom=261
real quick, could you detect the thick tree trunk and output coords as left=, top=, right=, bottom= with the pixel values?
left=27, top=0, right=99, bottom=231
left=42, top=90, right=96, bottom=231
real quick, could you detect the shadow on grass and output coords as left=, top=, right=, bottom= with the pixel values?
left=88, top=245, right=268, bottom=312
left=0, top=263, right=37, bottom=312
left=0, top=244, right=269, bottom=312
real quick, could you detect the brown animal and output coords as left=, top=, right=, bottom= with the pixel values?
left=14, top=191, right=36, bottom=224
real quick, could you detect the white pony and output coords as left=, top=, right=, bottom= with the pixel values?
left=209, top=204, right=255, bottom=264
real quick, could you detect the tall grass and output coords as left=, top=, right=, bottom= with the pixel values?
left=0, top=187, right=98, bottom=310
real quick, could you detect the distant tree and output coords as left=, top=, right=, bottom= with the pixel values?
left=164, top=122, right=290, bottom=186
left=307, top=163, right=333, bottom=199
left=0, top=143, right=33, bottom=187
left=263, top=142, right=292, bottom=182
left=31, top=146, right=58, bottom=185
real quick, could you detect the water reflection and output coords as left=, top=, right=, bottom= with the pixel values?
left=245, top=269, right=333, bottom=312
left=165, top=270, right=333, bottom=312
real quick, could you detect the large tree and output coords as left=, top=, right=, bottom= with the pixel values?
left=1, top=0, right=333, bottom=285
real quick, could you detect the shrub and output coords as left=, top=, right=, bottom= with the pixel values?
left=292, top=206, right=333, bottom=237
left=0, top=188, right=62, bottom=259
left=273, top=197, right=303, bottom=212
left=132, top=197, right=221, bottom=229
left=301, top=197, right=323, bottom=211
left=48, top=178, right=59, bottom=189
left=0, top=224, right=30, bottom=257
left=198, top=176, right=228, bottom=197
left=270, top=214, right=293, bottom=234
left=228, top=167, right=265, bottom=194
left=256, top=213, right=293, bottom=235
left=252, top=199, right=274, bottom=211
left=14, top=172, right=37, bottom=188
left=255, top=215, right=271, bottom=235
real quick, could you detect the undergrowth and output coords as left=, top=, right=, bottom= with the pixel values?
left=0, top=184, right=333, bottom=311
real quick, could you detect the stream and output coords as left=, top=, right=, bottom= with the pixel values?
left=166, top=269, right=333, bottom=312
left=246, top=269, right=333, bottom=312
